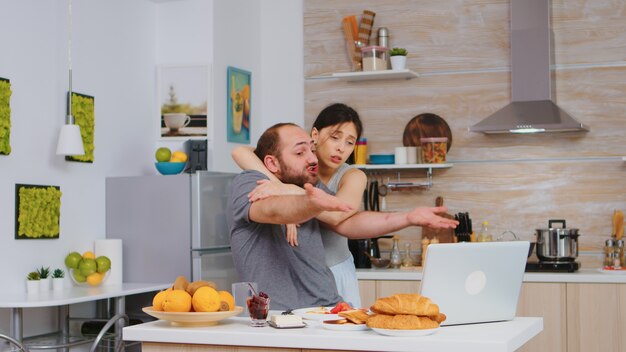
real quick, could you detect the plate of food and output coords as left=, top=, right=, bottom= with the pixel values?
left=322, top=319, right=369, bottom=331
left=371, top=327, right=439, bottom=337
left=291, top=307, right=340, bottom=321
left=142, top=306, right=243, bottom=326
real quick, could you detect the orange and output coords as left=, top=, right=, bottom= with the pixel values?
left=218, top=291, right=236, bottom=311
left=86, top=272, right=104, bottom=286
left=170, top=151, right=188, bottom=163
left=162, top=290, right=192, bottom=312
left=152, top=290, right=168, bottom=311
left=192, top=286, right=221, bottom=312
left=82, top=251, right=96, bottom=259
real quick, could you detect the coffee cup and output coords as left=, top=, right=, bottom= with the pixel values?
left=163, top=113, right=190, bottom=131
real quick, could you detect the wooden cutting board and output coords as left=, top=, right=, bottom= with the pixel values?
left=421, top=196, right=455, bottom=243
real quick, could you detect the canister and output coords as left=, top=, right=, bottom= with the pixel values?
left=361, top=46, right=388, bottom=71
left=421, top=137, right=448, bottom=163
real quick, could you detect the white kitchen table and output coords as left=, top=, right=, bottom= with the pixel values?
left=123, top=315, right=543, bottom=352
left=0, top=283, right=168, bottom=351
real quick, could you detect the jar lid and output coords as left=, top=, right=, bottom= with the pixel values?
left=420, top=137, right=448, bottom=142
left=361, top=45, right=388, bottom=53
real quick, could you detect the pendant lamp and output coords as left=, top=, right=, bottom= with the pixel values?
left=56, top=0, right=84, bottom=156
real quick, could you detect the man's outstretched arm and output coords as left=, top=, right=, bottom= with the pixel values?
left=249, top=183, right=353, bottom=225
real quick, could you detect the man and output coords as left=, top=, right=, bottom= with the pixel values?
left=227, top=123, right=457, bottom=310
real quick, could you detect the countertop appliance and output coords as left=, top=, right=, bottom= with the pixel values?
left=525, top=219, right=580, bottom=272
left=105, top=171, right=238, bottom=319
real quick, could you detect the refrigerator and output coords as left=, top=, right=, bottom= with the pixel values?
left=105, top=171, right=239, bottom=319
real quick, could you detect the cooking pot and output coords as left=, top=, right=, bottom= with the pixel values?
left=535, top=219, right=580, bottom=261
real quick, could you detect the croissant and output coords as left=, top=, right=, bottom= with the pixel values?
left=366, top=313, right=440, bottom=330
left=370, top=294, right=439, bottom=316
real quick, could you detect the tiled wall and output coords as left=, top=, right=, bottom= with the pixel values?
left=304, top=0, right=626, bottom=267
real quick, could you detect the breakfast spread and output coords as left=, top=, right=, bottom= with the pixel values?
left=367, top=293, right=446, bottom=330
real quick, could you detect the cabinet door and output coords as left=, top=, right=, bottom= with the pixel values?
left=358, top=280, right=376, bottom=309
left=516, top=282, right=566, bottom=352
left=566, top=283, right=626, bottom=352
left=375, top=280, right=421, bottom=299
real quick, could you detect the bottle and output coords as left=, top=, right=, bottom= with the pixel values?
left=478, top=221, right=492, bottom=242
left=604, top=239, right=615, bottom=268
left=390, top=236, right=401, bottom=268
left=354, top=138, right=367, bottom=165
left=614, top=240, right=624, bottom=269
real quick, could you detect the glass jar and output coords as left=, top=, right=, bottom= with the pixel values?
left=361, top=46, right=388, bottom=71
left=421, top=137, right=448, bottom=163
left=604, top=239, right=615, bottom=268
left=354, top=138, right=367, bottom=165
left=615, top=240, right=624, bottom=269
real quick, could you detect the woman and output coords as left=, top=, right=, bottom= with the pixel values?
left=231, top=103, right=367, bottom=308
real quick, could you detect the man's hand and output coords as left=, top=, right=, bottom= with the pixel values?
left=304, top=183, right=353, bottom=213
left=407, top=206, right=459, bottom=229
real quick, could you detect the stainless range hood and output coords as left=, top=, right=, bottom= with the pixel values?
left=470, top=0, right=589, bottom=134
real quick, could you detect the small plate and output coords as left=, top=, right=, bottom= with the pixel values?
left=291, top=307, right=340, bottom=321
left=597, top=268, right=626, bottom=275
left=322, top=319, right=369, bottom=331
left=267, top=321, right=307, bottom=329
left=142, top=306, right=243, bottom=326
left=371, top=327, right=439, bottom=337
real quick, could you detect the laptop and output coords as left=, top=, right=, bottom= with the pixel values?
left=419, top=241, right=529, bottom=326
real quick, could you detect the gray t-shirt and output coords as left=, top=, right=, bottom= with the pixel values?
left=227, top=170, right=342, bottom=311
left=319, top=163, right=355, bottom=267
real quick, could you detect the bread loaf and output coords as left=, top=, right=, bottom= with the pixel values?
left=370, top=294, right=439, bottom=316
left=366, top=313, right=440, bottom=330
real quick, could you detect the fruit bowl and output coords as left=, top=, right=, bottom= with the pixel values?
left=155, top=162, right=186, bottom=175
left=69, top=269, right=110, bottom=287
left=142, top=306, right=244, bottom=326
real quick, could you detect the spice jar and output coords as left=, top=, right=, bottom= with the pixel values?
left=604, top=239, right=615, bottom=268
left=616, top=240, right=625, bottom=269
left=354, top=138, right=367, bottom=165
left=361, top=46, right=388, bottom=71
left=421, top=137, right=448, bottom=163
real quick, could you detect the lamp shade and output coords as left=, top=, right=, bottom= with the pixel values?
left=56, top=124, right=85, bottom=156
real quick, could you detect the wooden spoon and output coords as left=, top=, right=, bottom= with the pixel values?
left=614, top=210, right=624, bottom=240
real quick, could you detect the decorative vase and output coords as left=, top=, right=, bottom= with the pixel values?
left=52, top=278, right=65, bottom=291
left=26, top=280, right=39, bottom=294
left=39, top=278, right=51, bottom=291
left=390, top=55, right=407, bottom=70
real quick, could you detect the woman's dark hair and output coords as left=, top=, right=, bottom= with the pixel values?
left=313, top=103, right=363, bottom=140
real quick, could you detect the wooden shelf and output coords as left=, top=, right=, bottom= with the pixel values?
left=355, top=163, right=452, bottom=170
left=307, top=69, right=419, bottom=82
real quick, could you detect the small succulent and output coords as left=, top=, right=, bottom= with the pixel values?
left=27, top=271, right=40, bottom=281
left=390, top=47, right=408, bottom=56
left=52, top=268, right=65, bottom=279
left=37, top=266, right=50, bottom=279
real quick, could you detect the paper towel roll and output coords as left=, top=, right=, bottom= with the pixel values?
left=95, top=239, right=123, bottom=286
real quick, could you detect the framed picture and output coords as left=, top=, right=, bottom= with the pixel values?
left=158, top=64, right=210, bottom=140
left=15, top=184, right=61, bottom=240
left=0, top=77, right=11, bottom=155
left=66, top=92, right=95, bottom=163
left=227, top=66, right=251, bottom=144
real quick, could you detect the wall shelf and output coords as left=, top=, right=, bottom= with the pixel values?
left=307, top=69, right=419, bottom=82
left=355, top=163, right=452, bottom=188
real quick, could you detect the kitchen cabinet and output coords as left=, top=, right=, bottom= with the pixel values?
left=566, top=283, right=626, bottom=352
left=516, top=283, right=567, bottom=352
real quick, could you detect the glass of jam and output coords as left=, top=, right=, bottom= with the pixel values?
left=246, top=291, right=270, bottom=327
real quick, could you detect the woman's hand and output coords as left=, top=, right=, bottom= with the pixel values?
left=285, top=224, right=300, bottom=247
left=248, top=180, right=304, bottom=202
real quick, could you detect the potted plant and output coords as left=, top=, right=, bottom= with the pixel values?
left=52, top=268, right=65, bottom=291
left=37, top=266, right=51, bottom=291
left=389, top=47, right=408, bottom=70
left=26, top=271, right=40, bottom=294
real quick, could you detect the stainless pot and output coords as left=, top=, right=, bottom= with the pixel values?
left=535, top=220, right=580, bottom=261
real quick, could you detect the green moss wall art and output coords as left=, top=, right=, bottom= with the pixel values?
left=0, top=77, right=12, bottom=155
left=66, top=92, right=95, bottom=163
left=15, top=184, right=62, bottom=240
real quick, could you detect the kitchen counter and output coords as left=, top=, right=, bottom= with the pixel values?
left=356, top=268, right=626, bottom=283
left=123, top=315, right=543, bottom=352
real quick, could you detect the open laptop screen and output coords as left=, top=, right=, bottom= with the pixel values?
left=419, top=241, right=529, bottom=326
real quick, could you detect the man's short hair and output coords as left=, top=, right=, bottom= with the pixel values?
left=254, top=122, right=299, bottom=160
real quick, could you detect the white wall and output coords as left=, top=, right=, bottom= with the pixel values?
left=0, top=0, right=304, bottom=339
left=0, top=0, right=158, bottom=336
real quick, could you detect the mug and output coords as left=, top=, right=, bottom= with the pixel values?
left=163, top=113, right=191, bottom=131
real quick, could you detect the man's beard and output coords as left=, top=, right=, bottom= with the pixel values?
left=277, top=157, right=318, bottom=187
